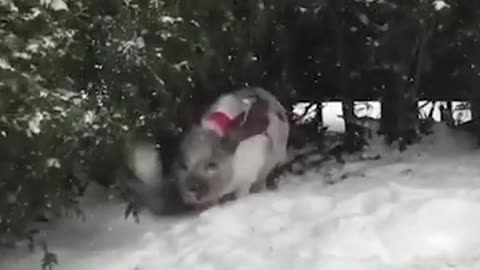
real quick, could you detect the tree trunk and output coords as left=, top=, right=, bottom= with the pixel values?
left=380, top=80, right=402, bottom=144
left=464, top=6, right=480, bottom=144
left=316, top=102, right=324, bottom=128
left=329, top=0, right=360, bottom=151
left=470, top=54, right=480, bottom=144
left=403, top=20, right=432, bottom=142
left=381, top=18, right=432, bottom=150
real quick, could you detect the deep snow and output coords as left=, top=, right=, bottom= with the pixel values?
left=3, top=124, right=480, bottom=270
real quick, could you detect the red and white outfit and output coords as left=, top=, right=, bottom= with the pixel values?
left=200, top=90, right=289, bottom=197
left=201, top=93, right=271, bottom=141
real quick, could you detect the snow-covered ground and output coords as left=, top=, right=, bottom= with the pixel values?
left=2, top=123, right=480, bottom=270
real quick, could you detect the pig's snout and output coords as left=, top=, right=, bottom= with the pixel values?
left=185, top=177, right=210, bottom=200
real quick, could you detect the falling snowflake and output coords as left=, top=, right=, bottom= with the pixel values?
left=7, top=193, right=16, bottom=204
left=297, top=7, right=307, bottom=13
left=358, top=14, right=369, bottom=25
left=46, top=158, right=61, bottom=168
left=258, top=1, right=265, bottom=10
left=433, top=0, right=450, bottom=11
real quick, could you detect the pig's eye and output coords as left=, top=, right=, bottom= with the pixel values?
left=206, top=161, right=218, bottom=171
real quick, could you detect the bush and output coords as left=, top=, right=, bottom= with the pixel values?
left=0, top=0, right=196, bottom=243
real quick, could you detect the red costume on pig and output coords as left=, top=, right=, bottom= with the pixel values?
left=201, top=93, right=272, bottom=142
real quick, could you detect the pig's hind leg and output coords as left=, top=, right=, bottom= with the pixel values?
left=231, top=134, right=271, bottom=199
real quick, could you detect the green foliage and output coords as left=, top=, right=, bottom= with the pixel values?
left=0, top=0, right=196, bottom=243
left=0, top=0, right=94, bottom=241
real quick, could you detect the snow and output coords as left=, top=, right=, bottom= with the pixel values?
left=293, top=100, right=471, bottom=133
left=323, top=102, right=345, bottom=132
left=40, top=0, right=68, bottom=11
left=0, top=0, right=18, bottom=12
left=358, top=13, right=369, bottom=25
left=13, top=52, right=32, bottom=60
left=51, top=0, right=68, bottom=11
left=160, top=16, right=183, bottom=24
left=136, top=36, right=146, bottom=49
left=27, top=111, right=44, bottom=136
left=84, top=111, right=95, bottom=124
left=0, top=58, right=14, bottom=71
left=433, top=0, right=450, bottom=11
left=355, top=101, right=381, bottom=119
left=46, top=158, right=61, bottom=168
left=3, top=123, right=480, bottom=270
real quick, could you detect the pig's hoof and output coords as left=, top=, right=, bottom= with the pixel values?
left=219, top=193, right=236, bottom=204
left=250, top=180, right=267, bottom=193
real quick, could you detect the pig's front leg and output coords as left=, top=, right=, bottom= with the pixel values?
left=234, top=183, right=253, bottom=199
left=250, top=172, right=268, bottom=193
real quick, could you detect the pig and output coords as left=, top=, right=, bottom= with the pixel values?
left=129, top=87, right=290, bottom=211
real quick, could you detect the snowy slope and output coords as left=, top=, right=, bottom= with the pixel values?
left=3, top=124, right=480, bottom=270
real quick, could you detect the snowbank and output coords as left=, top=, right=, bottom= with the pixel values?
left=2, top=124, right=480, bottom=270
